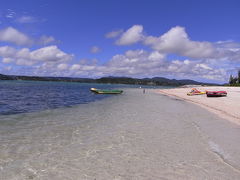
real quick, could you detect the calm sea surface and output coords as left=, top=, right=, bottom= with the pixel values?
left=0, top=80, right=143, bottom=115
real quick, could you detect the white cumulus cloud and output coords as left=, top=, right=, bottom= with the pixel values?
left=116, top=25, right=144, bottom=45
left=144, top=26, right=216, bottom=59
left=38, top=35, right=56, bottom=45
left=0, top=27, right=33, bottom=45
left=113, top=25, right=240, bottom=63
left=0, top=27, right=57, bottom=46
left=0, top=45, right=73, bottom=66
left=57, top=63, right=69, bottom=70
left=29, top=46, right=72, bottom=62
left=105, top=29, right=123, bottom=38
left=70, top=64, right=81, bottom=71
left=69, top=49, right=167, bottom=77
left=2, top=57, right=14, bottom=63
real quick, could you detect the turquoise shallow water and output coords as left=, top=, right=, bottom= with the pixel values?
left=0, top=88, right=240, bottom=179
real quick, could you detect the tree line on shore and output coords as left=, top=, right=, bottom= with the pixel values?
left=229, top=70, right=240, bottom=86
left=0, top=73, right=217, bottom=86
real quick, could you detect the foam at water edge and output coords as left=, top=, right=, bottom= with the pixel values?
left=208, top=140, right=240, bottom=173
left=208, top=141, right=230, bottom=161
left=208, top=141, right=232, bottom=166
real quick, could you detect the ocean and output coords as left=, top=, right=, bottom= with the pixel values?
left=0, top=81, right=240, bottom=179
left=0, top=80, right=141, bottom=115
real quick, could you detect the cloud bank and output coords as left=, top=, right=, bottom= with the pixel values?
left=1, top=45, right=72, bottom=66
left=114, top=25, right=240, bottom=61
left=1, top=25, right=240, bottom=82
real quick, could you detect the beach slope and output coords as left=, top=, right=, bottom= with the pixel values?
left=157, top=86, right=240, bottom=125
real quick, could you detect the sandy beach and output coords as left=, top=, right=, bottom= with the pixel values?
left=157, top=86, right=240, bottom=125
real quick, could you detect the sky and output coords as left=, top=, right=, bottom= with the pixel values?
left=0, top=0, right=240, bottom=83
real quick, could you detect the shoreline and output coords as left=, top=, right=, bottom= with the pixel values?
left=156, top=86, right=240, bottom=125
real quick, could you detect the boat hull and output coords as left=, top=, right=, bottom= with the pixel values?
left=206, top=91, right=227, bottom=97
left=90, top=88, right=123, bottom=94
left=187, top=92, right=206, bottom=96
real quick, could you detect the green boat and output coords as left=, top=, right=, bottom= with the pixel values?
left=90, top=88, right=123, bottom=94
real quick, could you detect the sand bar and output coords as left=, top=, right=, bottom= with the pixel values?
left=157, top=86, right=240, bottom=125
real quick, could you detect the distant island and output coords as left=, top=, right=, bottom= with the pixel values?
left=0, top=73, right=218, bottom=86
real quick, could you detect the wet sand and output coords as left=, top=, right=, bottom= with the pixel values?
left=157, top=86, right=240, bottom=125
left=1, top=88, right=240, bottom=179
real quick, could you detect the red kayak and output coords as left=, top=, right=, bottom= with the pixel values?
left=206, top=91, right=227, bottom=97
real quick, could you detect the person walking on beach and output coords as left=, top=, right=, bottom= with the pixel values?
left=143, top=88, right=145, bottom=94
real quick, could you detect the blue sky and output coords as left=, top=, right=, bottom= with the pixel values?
left=0, top=0, right=240, bottom=83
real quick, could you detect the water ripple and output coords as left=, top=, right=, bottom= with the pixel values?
left=0, top=81, right=128, bottom=115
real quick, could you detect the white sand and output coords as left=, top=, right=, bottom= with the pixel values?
left=157, top=86, right=240, bottom=125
